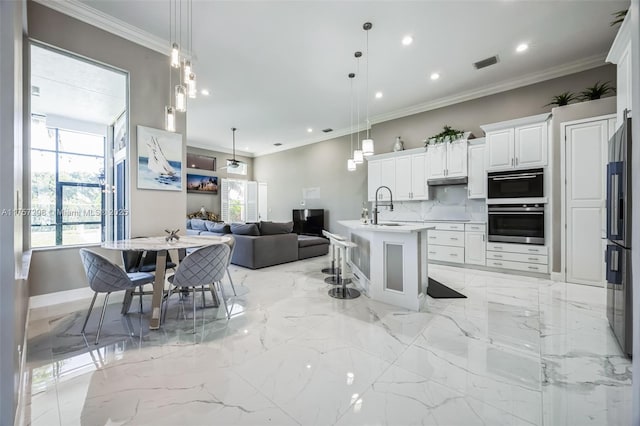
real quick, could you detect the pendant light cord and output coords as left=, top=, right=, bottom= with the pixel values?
left=350, top=75, right=354, bottom=154
left=356, top=54, right=361, bottom=149
left=366, top=29, right=370, bottom=139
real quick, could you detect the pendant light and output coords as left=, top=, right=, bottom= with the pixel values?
left=175, top=84, right=186, bottom=112
left=183, top=59, right=192, bottom=84
left=188, top=72, right=197, bottom=98
left=347, top=72, right=356, bottom=171
left=165, top=0, right=176, bottom=131
left=353, top=51, right=363, bottom=164
left=171, top=43, right=180, bottom=68
left=165, top=106, right=176, bottom=132
left=362, top=22, right=375, bottom=156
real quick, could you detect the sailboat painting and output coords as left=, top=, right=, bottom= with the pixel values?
left=137, top=125, right=182, bottom=191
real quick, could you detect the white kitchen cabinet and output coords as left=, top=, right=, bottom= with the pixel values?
left=464, top=231, right=486, bottom=265
left=395, top=153, right=429, bottom=201
left=410, top=153, right=428, bottom=200
left=427, top=139, right=468, bottom=179
left=486, top=129, right=514, bottom=170
left=482, top=114, right=550, bottom=172
left=379, top=158, right=395, bottom=201
left=606, top=11, right=632, bottom=129
left=486, top=242, right=549, bottom=273
left=467, top=143, right=486, bottom=199
left=514, top=123, right=547, bottom=168
left=367, top=160, right=381, bottom=202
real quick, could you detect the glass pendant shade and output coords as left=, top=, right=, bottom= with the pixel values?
left=362, top=138, right=374, bottom=156
left=187, top=73, right=197, bottom=98
left=171, top=43, right=180, bottom=68
left=347, top=158, right=357, bottom=171
left=175, top=85, right=187, bottom=112
left=353, top=149, right=364, bottom=164
left=165, top=106, right=176, bottom=132
left=183, top=60, right=192, bottom=84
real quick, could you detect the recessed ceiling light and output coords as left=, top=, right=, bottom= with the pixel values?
left=274, top=142, right=282, bottom=146
left=307, top=128, right=313, bottom=133
left=402, top=35, right=413, bottom=46
left=375, top=91, right=383, bottom=99
left=430, top=72, right=440, bottom=80
left=516, top=43, right=529, bottom=53
left=201, top=89, right=210, bottom=96
left=245, top=146, right=250, bottom=150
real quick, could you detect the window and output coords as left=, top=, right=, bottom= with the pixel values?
left=30, top=116, right=105, bottom=247
left=223, top=179, right=246, bottom=222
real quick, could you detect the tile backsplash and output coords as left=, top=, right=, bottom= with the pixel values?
left=375, top=185, right=486, bottom=222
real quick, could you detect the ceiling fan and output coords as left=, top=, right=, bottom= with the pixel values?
left=220, top=127, right=245, bottom=170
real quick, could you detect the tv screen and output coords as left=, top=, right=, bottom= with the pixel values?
left=292, top=209, right=324, bottom=236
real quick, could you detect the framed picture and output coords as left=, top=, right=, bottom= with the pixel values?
left=137, top=125, right=182, bottom=191
left=187, top=174, right=218, bottom=194
left=114, top=110, right=127, bottom=152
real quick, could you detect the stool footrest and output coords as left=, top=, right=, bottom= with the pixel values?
left=324, top=276, right=351, bottom=285
left=321, top=267, right=340, bottom=275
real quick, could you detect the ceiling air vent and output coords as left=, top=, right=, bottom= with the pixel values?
left=322, top=128, right=333, bottom=133
left=473, top=55, right=499, bottom=70
left=273, top=142, right=282, bottom=146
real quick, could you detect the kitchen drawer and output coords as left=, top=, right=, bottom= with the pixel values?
left=427, top=230, right=465, bottom=247
left=486, top=259, right=549, bottom=273
left=464, top=223, right=486, bottom=233
left=425, top=222, right=465, bottom=231
left=486, top=242, right=548, bottom=256
left=428, top=245, right=464, bottom=264
left=486, top=251, right=548, bottom=265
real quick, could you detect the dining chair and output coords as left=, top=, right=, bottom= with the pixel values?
left=164, top=244, right=231, bottom=332
left=223, top=236, right=237, bottom=296
left=79, top=248, right=155, bottom=345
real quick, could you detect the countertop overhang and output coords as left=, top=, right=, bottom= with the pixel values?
left=338, top=220, right=436, bottom=233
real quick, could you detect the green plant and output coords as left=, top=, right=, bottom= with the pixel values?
left=611, top=9, right=628, bottom=26
left=426, top=125, right=465, bottom=145
left=544, top=92, right=577, bottom=107
left=579, top=81, right=616, bottom=101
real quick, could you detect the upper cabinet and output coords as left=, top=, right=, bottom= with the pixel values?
left=481, top=113, right=550, bottom=172
left=368, top=158, right=396, bottom=202
left=606, top=11, right=633, bottom=129
left=427, top=135, right=470, bottom=179
left=467, top=141, right=486, bottom=199
left=368, top=148, right=429, bottom=202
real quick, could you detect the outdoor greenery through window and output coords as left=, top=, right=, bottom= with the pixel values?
left=31, top=115, right=105, bottom=247
left=227, top=179, right=246, bottom=222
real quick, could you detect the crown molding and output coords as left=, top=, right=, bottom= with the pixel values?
left=187, top=141, right=254, bottom=158
left=369, top=52, right=609, bottom=125
left=33, top=0, right=170, bottom=55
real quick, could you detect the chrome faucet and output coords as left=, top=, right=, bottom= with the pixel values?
left=372, top=186, right=394, bottom=225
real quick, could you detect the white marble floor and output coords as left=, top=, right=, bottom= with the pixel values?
left=20, top=255, right=632, bottom=426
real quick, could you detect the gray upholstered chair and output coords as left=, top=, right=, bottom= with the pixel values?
left=164, top=244, right=231, bottom=332
left=224, top=236, right=237, bottom=296
left=79, top=248, right=155, bottom=345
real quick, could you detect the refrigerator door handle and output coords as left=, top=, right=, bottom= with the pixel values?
left=611, top=249, right=619, bottom=272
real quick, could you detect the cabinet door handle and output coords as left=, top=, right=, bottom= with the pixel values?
left=450, top=237, right=459, bottom=241
left=516, top=157, right=519, bottom=165
left=527, top=248, right=538, bottom=252
left=482, top=234, right=485, bottom=242
left=428, top=251, right=436, bottom=254
left=528, top=266, right=539, bottom=270
left=494, top=262, right=503, bottom=266
left=494, top=246, right=503, bottom=250
left=528, top=257, right=538, bottom=261
left=429, top=236, right=437, bottom=239
left=450, top=253, right=458, bottom=257
left=468, top=189, right=471, bottom=197
left=511, top=158, right=514, bottom=166
left=493, top=254, right=503, bottom=258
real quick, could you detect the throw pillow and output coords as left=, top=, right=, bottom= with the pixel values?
left=205, top=222, right=231, bottom=234
left=190, top=218, right=207, bottom=231
left=230, top=223, right=260, bottom=236
left=260, top=221, right=294, bottom=235
left=186, top=219, right=192, bottom=229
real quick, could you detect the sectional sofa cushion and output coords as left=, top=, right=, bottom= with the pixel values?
left=230, top=223, right=260, bottom=236
left=205, top=222, right=231, bottom=234
left=260, top=221, right=294, bottom=235
left=190, top=218, right=208, bottom=231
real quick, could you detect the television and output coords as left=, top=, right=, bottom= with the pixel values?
left=292, top=209, right=324, bottom=237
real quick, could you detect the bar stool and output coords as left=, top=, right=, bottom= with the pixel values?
left=328, top=239, right=360, bottom=300
left=322, top=231, right=351, bottom=285
left=321, top=230, right=341, bottom=275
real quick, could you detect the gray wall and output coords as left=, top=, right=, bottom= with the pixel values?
left=186, top=146, right=253, bottom=217
left=0, top=1, right=28, bottom=424
left=253, top=133, right=367, bottom=233
left=549, top=97, right=616, bottom=273
left=27, top=1, right=187, bottom=295
left=254, top=65, right=616, bottom=237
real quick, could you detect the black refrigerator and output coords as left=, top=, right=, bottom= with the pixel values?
left=605, top=114, right=633, bottom=357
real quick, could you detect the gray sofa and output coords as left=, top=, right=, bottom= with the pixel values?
left=186, top=219, right=328, bottom=269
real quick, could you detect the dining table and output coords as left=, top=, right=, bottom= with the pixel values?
left=101, top=234, right=231, bottom=329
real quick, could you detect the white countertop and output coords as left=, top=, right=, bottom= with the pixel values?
left=338, top=220, right=436, bottom=233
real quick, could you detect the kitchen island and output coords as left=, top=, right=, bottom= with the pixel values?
left=338, top=220, right=435, bottom=311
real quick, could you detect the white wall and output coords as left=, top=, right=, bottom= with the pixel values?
left=0, top=1, right=28, bottom=424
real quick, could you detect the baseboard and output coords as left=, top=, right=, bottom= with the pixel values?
left=550, top=272, right=565, bottom=282
left=29, top=286, right=94, bottom=310
left=428, top=260, right=551, bottom=280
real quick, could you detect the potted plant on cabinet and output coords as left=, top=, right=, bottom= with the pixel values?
left=424, top=125, right=466, bottom=147
left=544, top=91, right=577, bottom=107
left=579, top=81, right=616, bottom=101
